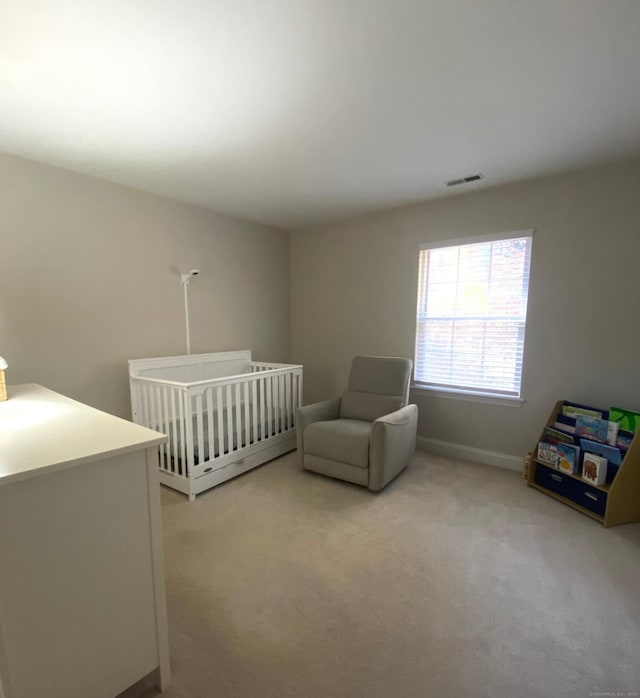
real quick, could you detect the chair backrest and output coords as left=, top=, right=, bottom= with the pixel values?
left=340, top=355, right=412, bottom=422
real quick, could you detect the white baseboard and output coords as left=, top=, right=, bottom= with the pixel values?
left=416, top=436, right=522, bottom=472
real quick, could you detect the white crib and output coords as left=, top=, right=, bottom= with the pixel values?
left=129, top=350, right=303, bottom=500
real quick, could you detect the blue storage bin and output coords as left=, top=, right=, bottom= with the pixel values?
left=569, top=480, right=608, bottom=517
left=535, top=463, right=572, bottom=498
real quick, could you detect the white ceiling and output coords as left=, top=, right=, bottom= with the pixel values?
left=2, top=0, right=640, bottom=230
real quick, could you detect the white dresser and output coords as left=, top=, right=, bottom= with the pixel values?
left=0, top=384, right=170, bottom=698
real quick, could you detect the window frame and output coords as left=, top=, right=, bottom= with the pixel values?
left=413, top=229, right=534, bottom=405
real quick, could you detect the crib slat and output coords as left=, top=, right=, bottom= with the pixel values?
left=160, top=386, right=168, bottom=471
left=158, top=386, right=165, bottom=468
left=274, top=374, right=279, bottom=436
left=163, top=386, right=171, bottom=467
left=169, top=386, right=178, bottom=473
left=206, top=389, right=214, bottom=463
left=266, top=375, right=273, bottom=438
left=281, top=374, right=286, bottom=432
left=235, top=383, right=242, bottom=450
left=273, top=374, right=279, bottom=434
left=281, top=373, right=287, bottom=432
left=153, top=385, right=165, bottom=461
left=154, top=385, right=165, bottom=466
left=280, top=374, right=285, bottom=434
left=131, top=383, right=138, bottom=423
left=217, top=386, right=224, bottom=456
left=226, top=385, right=234, bottom=454
left=284, top=372, right=291, bottom=430
left=270, top=374, right=276, bottom=437
left=251, top=379, right=258, bottom=445
left=185, top=391, right=195, bottom=475
left=178, top=389, right=185, bottom=476
left=278, top=374, right=284, bottom=434
left=195, top=393, right=204, bottom=466
left=243, top=381, right=250, bottom=447
left=260, top=376, right=266, bottom=440
left=138, top=384, right=147, bottom=427
left=149, top=383, right=158, bottom=432
left=144, top=383, right=150, bottom=425
left=142, top=383, right=151, bottom=431
left=282, top=373, right=288, bottom=431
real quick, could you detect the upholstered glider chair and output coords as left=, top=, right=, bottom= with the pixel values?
left=296, top=356, right=418, bottom=491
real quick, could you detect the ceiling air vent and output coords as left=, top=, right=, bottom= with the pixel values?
left=446, top=173, right=485, bottom=187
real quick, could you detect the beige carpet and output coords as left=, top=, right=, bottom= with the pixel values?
left=146, top=451, right=640, bottom=697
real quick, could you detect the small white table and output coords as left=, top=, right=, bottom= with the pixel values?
left=0, top=384, right=170, bottom=698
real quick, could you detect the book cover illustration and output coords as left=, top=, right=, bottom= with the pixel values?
left=562, top=401, right=607, bottom=420
left=610, top=406, right=640, bottom=434
left=537, top=441, right=580, bottom=471
left=537, top=441, right=560, bottom=468
left=579, top=439, right=622, bottom=466
left=574, top=414, right=617, bottom=445
left=557, top=443, right=580, bottom=475
left=582, top=453, right=608, bottom=486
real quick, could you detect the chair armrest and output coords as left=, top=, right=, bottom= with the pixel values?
left=296, top=398, right=342, bottom=468
left=297, top=397, right=342, bottom=429
left=369, top=404, right=418, bottom=491
left=374, top=404, right=418, bottom=428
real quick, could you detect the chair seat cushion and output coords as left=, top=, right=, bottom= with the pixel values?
left=304, top=419, right=373, bottom=469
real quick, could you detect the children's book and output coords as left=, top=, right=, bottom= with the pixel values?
left=610, top=407, right=640, bottom=434
left=537, top=441, right=560, bottom=467
left=578, top=439, right=623, bottom=466
left=562, top=401, right=607, bottom=420
left=543, top=426, right=577, bottom=445
left=557, top=443, right=580, bottom=475
left=575, top=414, right=608, bottom=444
left=574, top=415, right=618, bottom=445
left=582, top=453, right=608, bottom=486
left=617, top=429, right=634, bottom=451
left=537, top=441, right=580, bottom=470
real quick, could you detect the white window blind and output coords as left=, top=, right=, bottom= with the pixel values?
left=414, top=233, right=533, bottom=397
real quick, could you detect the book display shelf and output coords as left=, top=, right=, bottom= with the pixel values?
left=526, top=400, right=640, bottom=528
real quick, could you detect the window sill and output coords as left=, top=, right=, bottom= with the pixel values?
left=411, top=384, right=525, bottom=407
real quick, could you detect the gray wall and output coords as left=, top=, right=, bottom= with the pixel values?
left=290, top=159, right=640, bottom=457
left=0, top=152, right=290, bottom=418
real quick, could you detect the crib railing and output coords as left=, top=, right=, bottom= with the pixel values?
left=130, top=364, right=303, bottom=478
left=130, top=376, right=189, bottom=476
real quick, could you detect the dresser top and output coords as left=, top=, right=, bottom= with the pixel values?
left=0, top=384, right=167, bottom=486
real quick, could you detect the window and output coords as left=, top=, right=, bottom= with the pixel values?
left=414, top=231, right=533, bottom=399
